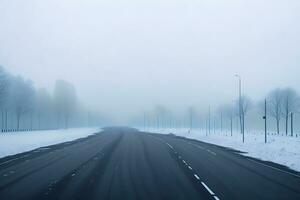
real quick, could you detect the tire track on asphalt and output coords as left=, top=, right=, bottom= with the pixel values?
left=0, top=155, right=67, bottom=193
left=139, top=135, right=165, bottom=199
left=35, top=133, right=124, bottom=200
left=0, top=132, right=104, bottom=171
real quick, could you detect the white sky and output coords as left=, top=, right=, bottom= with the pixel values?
left=0, top=0, right=300, bottom=121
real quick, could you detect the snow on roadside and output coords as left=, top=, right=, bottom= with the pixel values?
left=147, top=128, right=300, bottom=172
left=0, top=128, right=100, bottom=159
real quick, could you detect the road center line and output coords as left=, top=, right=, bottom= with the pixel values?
left=151, top=135, right=221, bottom=200
left=166, top=143, right=174, bottom=149
left=201, top=182, right=215, bottom=195
left=153, top=135, right=221, bottom=200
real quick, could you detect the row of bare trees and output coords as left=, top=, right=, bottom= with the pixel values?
left=136, top=105, right=201, bottom=132
left=0, top=66, right=103, bottom=132
left=137, top=88, right=299, bottom=136
left=211, top=88, right=299, bottom=136
left=266, top=88, right=299, bottom=135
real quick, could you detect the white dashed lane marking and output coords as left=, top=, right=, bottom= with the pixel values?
left=201, top=182, right=215, bottom=195
left=164, top=140, right=221, bottom=200
left=214, top=196, right=220, bottom=200
left=194, top=174, right=200, bottom=180
left=149, top=136, right=221, bottom=200
left=166, top=143, right=174, bottom=149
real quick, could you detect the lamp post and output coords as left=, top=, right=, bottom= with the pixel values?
left=208, top=106, right=211, bottom=135
left=291, top=112, right=294, bottom=137
left=263, top=99, right=267, bottom=143
left=143, top=112, right=146, bottom=132
left=235, top=74, right=244, bottom=143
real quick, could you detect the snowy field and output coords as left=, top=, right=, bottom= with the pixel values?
left=0, top=128, right=100, bottom=159
left=146, top=128, right=300, bottom=172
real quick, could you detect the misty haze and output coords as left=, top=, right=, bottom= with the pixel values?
left=0, top=0, right=300, bottom=200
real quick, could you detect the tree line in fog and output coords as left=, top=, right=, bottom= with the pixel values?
left=137, top=88, right=300, bottom=136
left=0, top=66, right=105, bottom=132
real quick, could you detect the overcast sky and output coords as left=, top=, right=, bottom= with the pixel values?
left=0, top=0, right=300, bottom=122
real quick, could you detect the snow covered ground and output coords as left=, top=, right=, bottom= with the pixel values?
left=146, top=128, right=300, bottom=172
left=0, top=128, right=100, bottom=159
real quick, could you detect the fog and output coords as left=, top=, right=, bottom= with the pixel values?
left=1, top=0, right=300, bottom=126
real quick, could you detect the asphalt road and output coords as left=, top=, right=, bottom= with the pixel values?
left=0, top=127, right=300, bottom=200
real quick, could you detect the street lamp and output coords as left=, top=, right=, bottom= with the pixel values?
left=235, top=74, right=244, bottom=143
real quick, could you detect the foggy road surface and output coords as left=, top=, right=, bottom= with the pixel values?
left=0, top=127, right=300, bottom=200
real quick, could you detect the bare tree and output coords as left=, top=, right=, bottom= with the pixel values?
left=36, top=88, right=53, bottom=130
left=220, top=103, right=235, bottom=136
left=267, top=88, right=283, bottom=134
left=28, top=91, right=37, bottom=130
left=0, top=66, right=9, bottom=131
left=188, top=106, right=196, bottom=132
left=281, top=88, right=299, bottom=136
left=54, top=80, right=78, bottom=129
left=154, top=105, right=167, bottom=130
left=0, top=66, right=97, bottom=131
left=9, top=77, right=35, bottom=130
left=167, top=109, right=173, bottom=129
left=238, top=95, right=252, bottom=136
